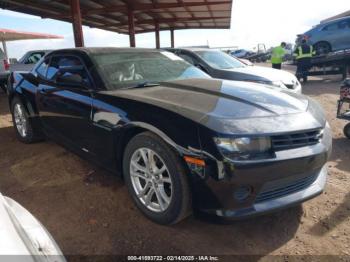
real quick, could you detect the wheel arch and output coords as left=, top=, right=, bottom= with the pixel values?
left=313, top=41, right=332, bottom=53
left=9, top=91, right=36, bottom=117
left=115, top=122, right=198, bottom=177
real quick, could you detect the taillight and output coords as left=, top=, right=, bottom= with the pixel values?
left=3, top=59, right=9, bottom=70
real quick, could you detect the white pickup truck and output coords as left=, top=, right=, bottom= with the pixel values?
left=0, top=49, right=51, bottom=92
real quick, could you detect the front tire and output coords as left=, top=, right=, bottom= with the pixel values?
left=11, top=97, right=42, bottom=143
left=123, top=131, right=191, bottom=225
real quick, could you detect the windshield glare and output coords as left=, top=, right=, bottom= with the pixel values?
left=92, top=51, right=210, bottom=90
left=195, top=50, right=246, bottom=70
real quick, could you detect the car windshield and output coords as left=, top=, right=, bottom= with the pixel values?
left=91, top=50, right=210, bottom=90
left=195, top=50, right=246, bottom=70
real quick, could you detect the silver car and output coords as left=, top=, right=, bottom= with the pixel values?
left=167, top=48, right=302, bottom=94
left=0, top=192, right=66, bottom=261
left=297, top=16, right=350, bottom=54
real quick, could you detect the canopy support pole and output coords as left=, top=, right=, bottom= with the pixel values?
left=170, top=29, right=174, bottom=48
left=128, top=9, right=136, bottom=47
left=1, top=40, right=8, bottom=59
left=155, top=21, right=160, bottom=49
left=70, top=0, right=84, bottom=47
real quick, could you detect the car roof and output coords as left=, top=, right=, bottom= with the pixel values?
left=319, top=16, right=350, bottom=26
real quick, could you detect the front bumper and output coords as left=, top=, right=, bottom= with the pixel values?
left=192, top=122, right=332, bottom=219
left=215, top=164, right=327, bottom=218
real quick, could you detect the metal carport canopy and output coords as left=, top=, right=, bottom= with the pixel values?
left=0, top=28, right=62, bottom=58
left=0, top=0, right=233, bottom=48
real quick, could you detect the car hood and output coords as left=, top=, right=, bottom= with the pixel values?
left=224, top=65, right=297, bottom=85
left=102, top=78, right=325, bottom=134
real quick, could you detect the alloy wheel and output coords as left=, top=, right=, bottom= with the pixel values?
left=130, top=148, right=172, bottom=212
left=13, top=103, right=28, bottom=138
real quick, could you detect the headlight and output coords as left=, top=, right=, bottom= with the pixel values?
left=214, top=137, right=272, bottom=160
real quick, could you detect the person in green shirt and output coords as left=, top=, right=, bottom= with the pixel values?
left=271, top=42, right=286, bottom=69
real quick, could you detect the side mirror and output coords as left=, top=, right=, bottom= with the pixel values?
left=56, top=73, right=83, bottom=87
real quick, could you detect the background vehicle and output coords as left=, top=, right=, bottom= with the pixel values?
left=0, top=47, right=9, bottom=92
left=297, top=16, right=350, bottom=54
left=0, top=49, right=51, bottom=93
left=166, top=48, right=302, bottom=93
left=0, top=192, right=65, bottom=260
left=10, top=50, right=52, bottom=71
left=9, top=48, right=331, bottom=225
left=230, top=49, right=254, bottom=58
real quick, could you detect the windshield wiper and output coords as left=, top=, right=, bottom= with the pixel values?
left=122, top=81, right=160, bottom=89
left=137, top=81, right=159, bottom=87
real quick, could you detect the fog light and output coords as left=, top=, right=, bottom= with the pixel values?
left=233, top=186, right=252, bottom=201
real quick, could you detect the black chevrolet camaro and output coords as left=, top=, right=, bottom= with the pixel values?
left=8, top=48, right=332, bottom=225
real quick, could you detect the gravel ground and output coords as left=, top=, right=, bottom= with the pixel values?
left=0, top=65, right=349, bottom=259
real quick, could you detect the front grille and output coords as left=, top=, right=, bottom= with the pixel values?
left=255, top=173, right=318, bottom=203
left=271, top=129, right=323, bottom=151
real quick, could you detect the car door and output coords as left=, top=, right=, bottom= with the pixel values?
left=36, top=55, right=95, bottom=153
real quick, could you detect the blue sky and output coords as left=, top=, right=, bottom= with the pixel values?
left=0, top=0, right=348, bottom=59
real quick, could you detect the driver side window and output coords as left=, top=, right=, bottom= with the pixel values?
left=46, top=56, right=91, bottom=88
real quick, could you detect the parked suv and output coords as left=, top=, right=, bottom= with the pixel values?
left=297, top=16, right=350, bottom=54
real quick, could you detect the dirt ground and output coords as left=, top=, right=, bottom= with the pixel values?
left=0, top=65, right=349, bottom=259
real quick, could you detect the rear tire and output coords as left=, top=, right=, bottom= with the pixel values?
left=11, top=97, right=43, bottom=143
left=343, top=123, right=350, bottom=139
left=123, top=131, right=192, bottom=225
